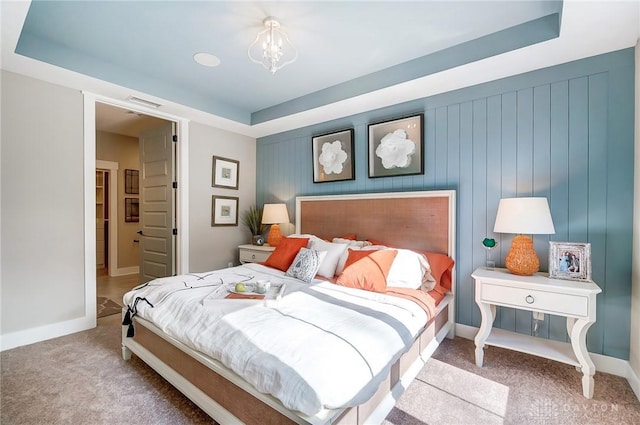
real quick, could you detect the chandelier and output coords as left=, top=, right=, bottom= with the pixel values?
left=248, top=17, right=297, bottom=74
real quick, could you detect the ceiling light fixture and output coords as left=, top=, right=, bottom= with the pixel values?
left=248, top=17, right=297, bottom=74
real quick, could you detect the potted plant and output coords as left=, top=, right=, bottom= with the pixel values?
left=241, top=204, right=265, bottom=244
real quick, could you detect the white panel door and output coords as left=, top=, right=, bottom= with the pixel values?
left=139, top=122, right=176, bottom=283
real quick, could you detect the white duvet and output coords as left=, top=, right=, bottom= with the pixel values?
left=123, top=263, right=430, bottom=416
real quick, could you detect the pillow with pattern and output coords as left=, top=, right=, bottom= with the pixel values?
left=286, top=248, right=327, bottom=282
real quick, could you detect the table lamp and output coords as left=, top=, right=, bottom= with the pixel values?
left=262, top=203, right=289, bottom=247
left=493, top=197, right=555, bottom=275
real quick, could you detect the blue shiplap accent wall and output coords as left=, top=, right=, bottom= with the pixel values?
left=256, top=48, right=635, bottom=359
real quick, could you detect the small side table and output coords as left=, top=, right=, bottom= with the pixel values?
left=238, top=244, right=275, bottom=264
left=472, top=267, right=602, bottom=398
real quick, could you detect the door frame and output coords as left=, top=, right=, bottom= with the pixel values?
left=83, top=92, right=190, bottom=323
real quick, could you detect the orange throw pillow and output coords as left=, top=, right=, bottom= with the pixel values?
left=341, top=248, right=374, bottom=269
left=336, top=249, right=397, bottom=293
left=264, top=237, right=310, bottom=271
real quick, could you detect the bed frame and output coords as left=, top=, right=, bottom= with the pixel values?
left=122, top=190, right=456, bottom=425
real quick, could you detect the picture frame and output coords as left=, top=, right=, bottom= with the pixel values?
left=124, top=169, right=139, bottom=194
left=549, top=241, right=592, bottom=281
left=211, top=195, right=238, bottom=226
left=312, top=128, right=355, bottom=183
left=124, top=198, right=139, bottom=222
left=368, top=113, right=424, bottom=178
left=212, top=156, right=239, bottom=190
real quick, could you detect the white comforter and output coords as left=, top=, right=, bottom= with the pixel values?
left=123, top=263, right=430, bottom=416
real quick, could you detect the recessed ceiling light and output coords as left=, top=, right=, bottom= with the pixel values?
left=194, top=52, right=220, bottom=67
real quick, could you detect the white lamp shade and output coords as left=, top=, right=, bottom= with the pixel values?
left=261, top=203, right=289, bottom=224
left=493, top=197, right=555, bottom=235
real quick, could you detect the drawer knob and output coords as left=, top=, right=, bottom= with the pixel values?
left=525, top=295, right=535, bottom=304
left=252, top=254, right=256, bottom=259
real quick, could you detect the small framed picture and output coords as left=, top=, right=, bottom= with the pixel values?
left=549, top=242, right=592, bottom=281
left=212, top=156, right=239, bottom=189
left=312, top=128, right=355, bottom=183
left=368, top=113, right=424, bottom=178
left=124, top=169, right=139, bottom=194
left=124, top=198, right=139, bottom=222
left=211, top=195, right=238, bottom=226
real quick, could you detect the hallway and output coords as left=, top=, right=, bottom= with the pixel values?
left=97, top=269, right=139, bottom=306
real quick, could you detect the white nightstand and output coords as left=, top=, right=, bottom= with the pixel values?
left=238, top=244, right=275, bottom=264
left=472, top=267, right=602, bottom=398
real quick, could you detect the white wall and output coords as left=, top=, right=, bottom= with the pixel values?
left=0, top=71, right=257, bottom=349
left=1, top=70, right=85, bottom=335
left=630, top=41, right=640, bottom=395
left=188, top=122, right=256, bottom=272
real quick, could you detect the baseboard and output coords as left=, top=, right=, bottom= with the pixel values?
left=626, top=363, right=640, bottom=401
left=110, top=266, right=139, bottom=277
left=454, top=322, right=637, bottom=399
left=0, top=315, right=95, bottom=352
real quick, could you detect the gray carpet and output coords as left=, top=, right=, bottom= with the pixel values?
left=1, top=315, right=639, bottom=425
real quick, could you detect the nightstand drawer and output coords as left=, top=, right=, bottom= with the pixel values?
left=481, top=283, right=588, bottom=317
left=239, top=249, right=271, bottom=263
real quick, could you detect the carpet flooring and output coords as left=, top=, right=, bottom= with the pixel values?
left=386, top=339, right=640, bottom=424
left=97, top=297, right=122, bottom=318
left=1, top=315, right=639, bottom=425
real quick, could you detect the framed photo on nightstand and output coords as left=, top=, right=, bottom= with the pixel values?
left=549, top=242, right=592, bottom=281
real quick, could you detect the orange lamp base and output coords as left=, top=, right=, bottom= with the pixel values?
left=505, top=235, right=540, bottom=276
left=267, top=224, right=283, bottom=247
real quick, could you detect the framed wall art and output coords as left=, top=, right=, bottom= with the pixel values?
left=124, top=169, right=139, bottom=194
left=211, top=195, right=238, bottom=226
left=212, top=156, right=239, bottom=189
left=312, top=128, right=355, bottom=183
left=549, top=241, right=592, bottom=281
left=124, top=198, right=139, bottom=222
left=368, top=113, right=424, bottom=178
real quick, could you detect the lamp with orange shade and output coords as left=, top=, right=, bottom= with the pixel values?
left=261, top=203, right=289, bottom=247
left=493, top=197, right=555, bottom=276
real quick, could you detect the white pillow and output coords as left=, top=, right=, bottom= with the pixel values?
left=309, top=238, right=349, bottom=278
left=285, top=248, right=327, bottom=282
left=386, top=249, right=435, bottom=290
left=287, top=233, right=321, bottom=248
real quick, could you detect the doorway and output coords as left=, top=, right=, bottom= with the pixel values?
left=88, top=97, right=188, bottom=317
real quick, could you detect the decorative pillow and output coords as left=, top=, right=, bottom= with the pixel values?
left=335, top=246, right=361, bottom=276
left=309, top=238, right=349, bottom=278
left=343, top=245, right=437, bottom=290
left=263, top=237, right=310, bottom=271
left=335, top=249, right=397, bottom=293
left=286, top=248, right=327, bottom=282
left=341, top=248, right=374, bottom=269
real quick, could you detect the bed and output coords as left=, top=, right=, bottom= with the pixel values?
left=121, top=190, right=456, bottom=425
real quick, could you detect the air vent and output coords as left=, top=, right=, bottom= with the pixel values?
left=126, top=96, right=162, bottom=109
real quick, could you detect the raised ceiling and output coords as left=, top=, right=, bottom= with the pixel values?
left=3, top=1, right=639, bottom=138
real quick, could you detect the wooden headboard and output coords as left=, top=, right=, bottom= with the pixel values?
left=295, top=190, right=456, bottom=258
